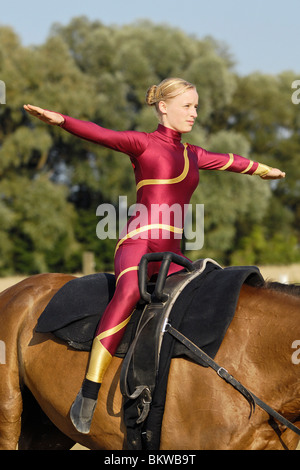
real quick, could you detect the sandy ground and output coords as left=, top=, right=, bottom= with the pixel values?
left=1, top=269, right=299, bottom=450
left=0, top=275, right=28, bottom=292
left=258, top=263, right=300, bottom=284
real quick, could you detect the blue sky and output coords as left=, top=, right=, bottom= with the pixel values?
left=1, top=0, right=300, bottom=76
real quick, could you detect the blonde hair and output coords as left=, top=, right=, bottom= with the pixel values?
left=146, top=78, right=196, bottom=110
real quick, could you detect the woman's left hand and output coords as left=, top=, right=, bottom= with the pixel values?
left=260, top=168, right=286, bottom=179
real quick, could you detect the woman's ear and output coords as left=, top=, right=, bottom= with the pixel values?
left=158, top=100, right=167, bottom=115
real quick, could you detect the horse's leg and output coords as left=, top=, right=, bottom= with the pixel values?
left=19, top=386, right=76, bottom=450
left=0, top=282, right=40, bottom=449
left=0, top=389, right=22, bottom=450
left=0, top=335, right=23, bottom=449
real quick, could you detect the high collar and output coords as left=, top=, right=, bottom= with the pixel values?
left=155, top=124, right=182, bottom=142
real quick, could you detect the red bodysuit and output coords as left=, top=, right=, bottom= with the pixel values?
left=61, top=117, right=262, bottom=382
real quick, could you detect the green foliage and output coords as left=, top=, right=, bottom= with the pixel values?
left=0, top=175, right=79, bottom=274
left=0, top=17, right=299, bottom=274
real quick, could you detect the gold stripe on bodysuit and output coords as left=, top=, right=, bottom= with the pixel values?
left=115, top=224, right=184, bottom=255
left=86, top=339, right=112, bottom=383
left=241, top=160, right=254, bottom=173
left=86, top=311, right=135, bottom=383
left=136, top=143, right=189, bottom=191
left=218, top=153, right=234, bottom=171
left=115, top=266, right=139, bottom=285
left=114, top=144, right=187, bottom=254
left=254, top=163, right=271, bottom=176
left=95, top=314, right=133, bottom=342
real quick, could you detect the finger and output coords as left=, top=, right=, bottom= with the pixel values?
left=24, top=104, right=45, bottom=116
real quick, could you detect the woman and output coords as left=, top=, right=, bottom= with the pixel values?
left=24, top=77, right=285, bottom=433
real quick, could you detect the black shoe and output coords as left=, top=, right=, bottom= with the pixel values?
left=70, top=388, right=98, bottom=434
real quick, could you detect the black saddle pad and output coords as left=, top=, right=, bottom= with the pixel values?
left=36, top=273, right=117, bottom=351
left=36, top=262, right=263, bottom=362
left=171, top=264, right=263, bottom=361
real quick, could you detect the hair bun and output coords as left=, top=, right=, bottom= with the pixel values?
left=145, top=78, right=195, bottom=110
left=146, top=85, right=158, bottom=106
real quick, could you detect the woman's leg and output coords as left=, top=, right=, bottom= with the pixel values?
left=70, top=241, right=148, bottom=433
left=85, top=269, right=141, bottom=384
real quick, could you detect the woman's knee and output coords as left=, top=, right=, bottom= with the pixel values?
left=115, top=275, right=141, bottom=305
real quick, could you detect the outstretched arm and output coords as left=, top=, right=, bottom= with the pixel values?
left=24, top=104, right=65, bottom=126
left=194, top=145, right=286, bottom=180
left=23, top=104, right=148, bottom=157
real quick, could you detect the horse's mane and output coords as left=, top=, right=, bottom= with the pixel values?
left=260, top=279, right=300, bottom=298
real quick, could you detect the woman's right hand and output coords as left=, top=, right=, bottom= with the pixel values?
left=23, top=104, right=65, bottom=126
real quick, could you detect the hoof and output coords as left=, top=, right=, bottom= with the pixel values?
left=70, top=388, right=97, bottom=434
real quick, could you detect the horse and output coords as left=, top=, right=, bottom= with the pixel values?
left=0, top=271, right=299, bottom=450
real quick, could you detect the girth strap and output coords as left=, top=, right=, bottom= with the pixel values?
left=165, top=323, right=300, bottom=438
left=120, top=308, right=155, bottom=424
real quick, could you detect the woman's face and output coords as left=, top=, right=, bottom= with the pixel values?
left=159, top=88, right=198, bottom=134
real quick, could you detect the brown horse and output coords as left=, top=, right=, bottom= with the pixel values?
left=0, top=272, right=299, bottom=450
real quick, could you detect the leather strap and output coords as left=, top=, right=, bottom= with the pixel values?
left=165, top=323, right=300, bottom=437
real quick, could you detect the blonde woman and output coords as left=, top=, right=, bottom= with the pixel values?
left=24, top=78, right=285, bottom=433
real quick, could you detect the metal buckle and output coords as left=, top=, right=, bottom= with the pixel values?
left=217, top=367, right=228, bottom=377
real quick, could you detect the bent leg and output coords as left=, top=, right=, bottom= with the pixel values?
left=70, top=241, right=148, bottom=433
left=85, top=240, right=152, bottom=383
left=70, top=271, right=141, bottom=434
left=86, top=241, right=191, bottom=383
left=86, top=268, right=141, bottom=383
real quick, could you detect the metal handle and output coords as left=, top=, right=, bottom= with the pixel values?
left=138, top=252, right=195, bottom=303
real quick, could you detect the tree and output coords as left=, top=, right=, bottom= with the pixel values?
left=1, top=18, right=299, bottom=274
left=0, top=175, right=79, bottom=273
